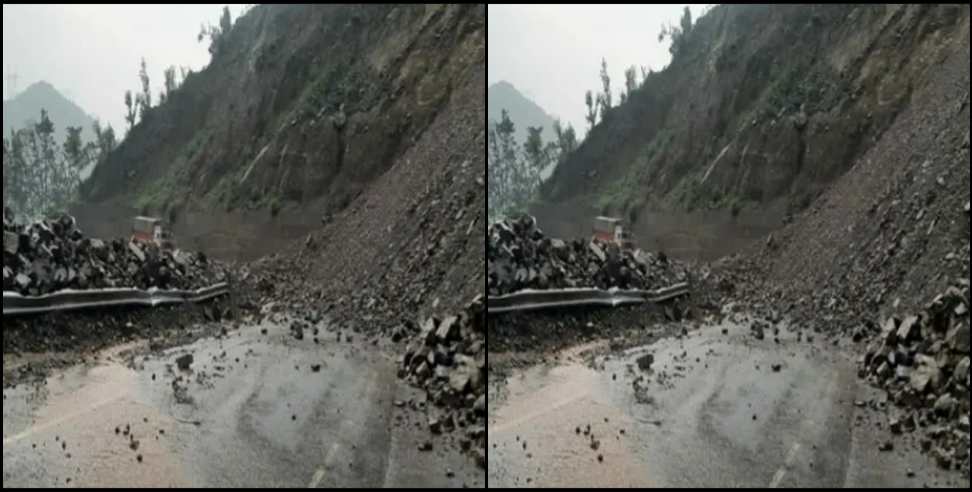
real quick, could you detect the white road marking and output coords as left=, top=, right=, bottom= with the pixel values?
left=309, top=442, right=342, bottom=488
left=491, top=394, right=588, bottom=434
left=769, top=442, right=802, bottom=488
left=2, top=396, right=120, bottom=446
left=308, top=469, right=326, bottom=489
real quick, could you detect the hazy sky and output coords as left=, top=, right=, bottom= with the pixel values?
left=3, top=4, right=247, bottom=135
left=488, top=4, right=710, bottom=138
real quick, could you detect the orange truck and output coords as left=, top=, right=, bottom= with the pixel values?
left=132, top=217, right=175, bottom=250
left=592, top=216, right=634, bottom=249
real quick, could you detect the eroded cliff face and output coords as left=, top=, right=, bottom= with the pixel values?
left=540, top=4, right=968, bottom=225
left=83, top=4, right=485, bottom=223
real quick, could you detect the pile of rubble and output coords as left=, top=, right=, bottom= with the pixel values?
left=3, top=211, right=228, bottom=296
left=488, top=215, right=690, bottom=296
left=860, top=282, right=970, bottom=473
left=398, top=295, right=486, bottom=469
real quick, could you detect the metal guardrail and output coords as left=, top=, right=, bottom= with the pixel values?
left=2, top=283, right=230, bottom=317
left=486, top=282, right=690, bottom=315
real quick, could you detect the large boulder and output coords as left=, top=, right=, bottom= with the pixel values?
left=947, top=323, right=969, bottom=354
left=909, top=356, right=941, bottom=394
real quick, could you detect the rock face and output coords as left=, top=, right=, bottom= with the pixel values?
left=399, top=295, right=486, bottom=464
left=81, top=4, right=486, bottom=225
left=487, top=215, right=690, bottom=296
left=861, top=283, right=971, bottom=473
left=538, top=5, right=968, bottom=226
left=3, top=214, right=226, bottom=296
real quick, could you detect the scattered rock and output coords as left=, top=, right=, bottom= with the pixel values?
left=473, top=395, right=486, bottom=415
left=889, top=418, right=902, bottom=435
left=946, top=323, right=969, bottom=353
left=932, top=448, right=952, bottom=470
left=636, top=354, right=654, bottom=371
left=932, top=394, right=957, bottom=417
left=176, top=354, right=194, bottom=371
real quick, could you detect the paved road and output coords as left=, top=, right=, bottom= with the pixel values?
left=487, top=319, right=970, bottom=488
left=2, top=317, right=483, bottom=488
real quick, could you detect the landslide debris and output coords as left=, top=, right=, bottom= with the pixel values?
left=485, top=214, right=717, bottom=359
left=3, top=210, right=227, bottom=296
left=488, top=215, right=690, bottom=296
left=860, top=283, right=970, bottom=475
left=3, top=208, right=252, bottom=387
left=399, top=295, right=486, bottom=468
left=245, top=62, right=486, bottom=339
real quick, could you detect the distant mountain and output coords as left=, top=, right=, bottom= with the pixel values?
left=488, top=81, right=558, bottom=147
left=488, top=81, right=559, bottom=179
left=3, top=81, right=97, bottom=146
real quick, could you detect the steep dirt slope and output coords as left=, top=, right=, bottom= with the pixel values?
left=80, top=4, right=484, bottom=241
left=250, top=64, right=486, bottom=331
left=539, top=4, right=968, bottom=228
left=731, top=13, right=970, bottom=327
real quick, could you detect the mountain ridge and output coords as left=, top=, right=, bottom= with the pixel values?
left=3, top=80, right=97, bottom=144
left=488, top=80, right=558, bottom=145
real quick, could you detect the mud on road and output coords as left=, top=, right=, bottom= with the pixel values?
left=487, top=316, right=971, bottom=489
left=2, top=314, right=485, bottom=488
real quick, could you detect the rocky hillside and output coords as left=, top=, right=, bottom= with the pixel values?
left=249, top=61, right=486, bottom=332
left=539, top=4, right=969, bottom=225
left=732, top=9, right=969, bottom=324
left=81, top=4, right=484, bottom=229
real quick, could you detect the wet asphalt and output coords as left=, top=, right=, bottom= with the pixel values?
left=2, top=317, right=484, bottom=488
left=487, top=318, right=971, bottom=488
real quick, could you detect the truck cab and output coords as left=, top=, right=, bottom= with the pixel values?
left=593, top=216, right=635, bottom=249
left=132, top=217, right=175, bottom=250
